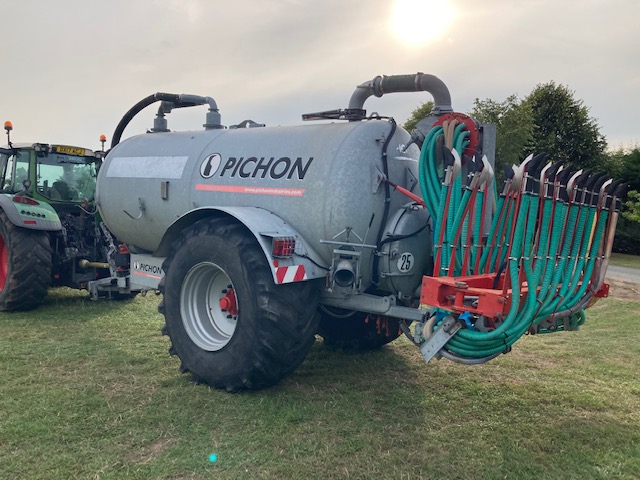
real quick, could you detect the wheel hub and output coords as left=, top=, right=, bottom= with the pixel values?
left=180, top=262, right=238, bottom=351
left=219, top=289, right=238, bottom=316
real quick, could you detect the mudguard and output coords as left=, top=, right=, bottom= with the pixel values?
left=156, top=206, right=327, bottom=285
left=0, top=194, right=62, bottom=231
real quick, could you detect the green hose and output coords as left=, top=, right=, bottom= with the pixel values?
left=416, top=121, right=614, bottom=360
left=471, top=189, right=485, bottom=273
left=478, top=194, right=505, bottom=274
left=418, top=126, right=443, bottom=220
left=537, top=201, right=578, bottom=309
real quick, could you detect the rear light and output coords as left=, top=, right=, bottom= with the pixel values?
left=13, top=196, right=40, bottom=206
left=272, top=237, right=296, bottom=258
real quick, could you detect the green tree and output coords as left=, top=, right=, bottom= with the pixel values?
left=606, top=147, right=640, bottom=192
left=523, top=82, right=607, bottom=170
left=405, top=83, right=609, bottom=181
left=615, top=147, right=640, bottom=191
left=623, top=191, right=640, bottom=223
left=470, top=94, right=533, bottom=181
left=402, top=101, right=434, bottom=132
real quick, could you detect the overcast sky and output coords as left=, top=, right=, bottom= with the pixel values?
left=2, top=0, right=638, bottom=151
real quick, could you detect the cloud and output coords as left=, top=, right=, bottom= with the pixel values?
left=2, top=0, right=638, bottom=148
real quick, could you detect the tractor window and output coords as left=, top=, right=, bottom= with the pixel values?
left=0, top=150, right=30, bottom=192
left=37, top=154, right=98, bottom=201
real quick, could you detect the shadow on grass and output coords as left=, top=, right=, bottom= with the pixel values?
left=42, top=287, right=140, bottom=312
left=0, top=287, right=148, bottom=325
left=157, top=338, right=436, bottom=435
left=156, top=339, right=423, bottom=395
left=295, top=340, right=419, bottom=388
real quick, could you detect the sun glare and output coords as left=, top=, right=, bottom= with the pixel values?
left=390, top=0, right=455, bottom=46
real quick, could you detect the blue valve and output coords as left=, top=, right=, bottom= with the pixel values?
left=459, top=312, right=475, bottom=331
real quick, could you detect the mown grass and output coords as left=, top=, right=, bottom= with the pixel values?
left=609, top=252, right=640, bottom=269
left=1, top=289, right=639, bottom=479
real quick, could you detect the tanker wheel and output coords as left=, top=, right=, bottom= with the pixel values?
left=317, top=306, right=402, bottom=350
left=0, top=210, right=52, bottom=311
left=158, top=217, right=321, bottom=392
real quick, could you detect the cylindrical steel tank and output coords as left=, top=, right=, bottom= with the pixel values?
left=96, top=119, right=430, bottom=295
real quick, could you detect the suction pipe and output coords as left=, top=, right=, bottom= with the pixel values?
left=111, top=93, right=222, bottom=148
left=348, top=73, right=454, bottom=114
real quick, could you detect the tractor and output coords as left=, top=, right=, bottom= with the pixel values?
left=0, top=121, right=135, bottom=310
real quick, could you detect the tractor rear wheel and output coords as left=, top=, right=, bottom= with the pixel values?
left=158, top=217, right=321, bottom=392
left=0, top=210, right=52, bottom=311
left=317, top=307, right=402, bottom=350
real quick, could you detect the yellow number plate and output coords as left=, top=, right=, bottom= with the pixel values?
left=53, top=145, right=86, bottom=156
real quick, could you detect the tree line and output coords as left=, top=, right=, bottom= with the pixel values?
left=403, top=82, right=640, bottom=253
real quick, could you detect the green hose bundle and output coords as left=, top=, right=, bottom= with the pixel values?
left=418, top=123, right=622, bottom=362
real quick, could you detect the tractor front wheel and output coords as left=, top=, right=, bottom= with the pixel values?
left=158, top=218, right=321, bottom=391
left=0, top=210, right=52, bottom=311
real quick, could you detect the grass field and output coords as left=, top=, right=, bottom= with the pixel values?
left=609, top=252, right=640, bottom=269
left=1, top=289, right=639, bottom=479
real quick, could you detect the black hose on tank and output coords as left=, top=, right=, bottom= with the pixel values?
left=110, top=93, right=188, bottom=148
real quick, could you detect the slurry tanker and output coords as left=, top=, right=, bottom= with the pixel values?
left=1, top=73, right=626, bottom=391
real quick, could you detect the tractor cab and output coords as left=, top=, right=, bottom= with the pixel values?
left=0, top=143, right=102, bottom=209
left=1, top=120, right=105, bottom=210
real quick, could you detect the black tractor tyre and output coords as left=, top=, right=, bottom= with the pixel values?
left=317, top=307, right=402, bottom=350
left=0, top=210, right=52, bottom=311
left=158, top=217, right=321, bottom=392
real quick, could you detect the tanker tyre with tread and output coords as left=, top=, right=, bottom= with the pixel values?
left=158, top=217, right=321, bottom=392
left=317, top=308, right=402, bottom=350
left=0, top=210, right=52, bottom=311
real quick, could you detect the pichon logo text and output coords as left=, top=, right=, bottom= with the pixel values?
left=134, top=262, right=163, bottom=275
left=218, top=156, right=314, bottom=180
